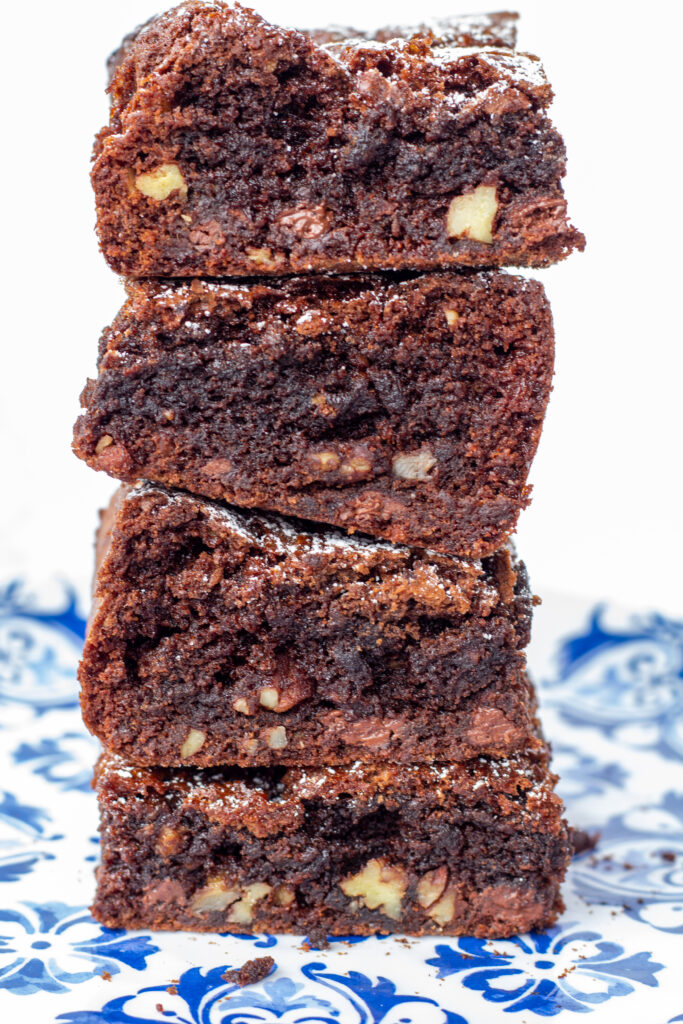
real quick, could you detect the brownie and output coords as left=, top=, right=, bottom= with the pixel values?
left=73, top=271, right=554, bottom=558
left=222, top=956, right=274, bottom=987
left=92, top=2, right=584, bottom=277
left=79, top=482, right=542, bottom=767
left=92, top=750, right=570, bottom=937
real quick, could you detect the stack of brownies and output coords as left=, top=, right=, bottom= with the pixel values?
left=74, top=1, right=584, bottom=938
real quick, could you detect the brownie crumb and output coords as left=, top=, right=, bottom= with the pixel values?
left=307, top=927, right=330, bottom=950
left=222, top=956, right=275, bottom=987
left=166, top=984, right=178, bottom=995
left=101, top=970, right=112, bottom=982
left=570, top=828, right=599, bottom=856
left=661, top=850, right=677, bottom=862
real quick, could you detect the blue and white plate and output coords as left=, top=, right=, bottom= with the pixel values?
left=0, top=579, right=681, bottom=1023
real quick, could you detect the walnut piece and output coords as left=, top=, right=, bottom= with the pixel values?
left=135, top=164, right=188, bottom=201
left=95, top=434, right=114, bottom=454
left=228, top=882, right=272, bottom=924
left=191, top=878, right=272, bottom=921
left=340, top=858, right=408, bottom=920
left=246, top=246, right=284, bottom=269
left=233, top=697, right=252, bottom=716
left=180, top=728, right=206, bottom=758
left=274, top=886, right=296, bottom=907
left=416, top=866, right=448, bottom=908
left=428, top=888, right=457, bottom=926
left=392, top=450, right=437, bottom=481
left=259, top=687, right=279, bottom=710
left=307, top=450, right=341, bottom=472
left=340, top=455, right=373, bottom=480
left=445, top=309, right=460, bottom=326
left=258, top=682, right=310, bottom=713
left=190, top=876, right=240, bottom=914
left=416, top=867, right=457, bottom=925
left=447, top=184, right=498, bottom=243
left=266, top=726, right=288, bottom=749
left=156, top=825, right=186, bottom=859
left=311, top=393, right=336, bottom=417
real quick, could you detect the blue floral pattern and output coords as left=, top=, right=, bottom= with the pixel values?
left=427, top=926, right=664, bottom=1015
left=0, top=852, right=56, bottom=884
left=0, top=902, right=158, bottom=995
left=551, top=745, right=628, bottom=802
left=56, top=963, right=466, bottom=1024
left=11, top=734, right=98, bottom=793
left=570, top=792, right=683, bottom=933
left=0, top=580, right=680, bottom=1021
left=0, top=789, right=52, bottom=839
left=544, top=607, right=683, bottom=761
left=0, top=581, right=85, bottom=716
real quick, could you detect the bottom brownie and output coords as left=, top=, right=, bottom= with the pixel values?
left=93, top=752, right=570, bottom=937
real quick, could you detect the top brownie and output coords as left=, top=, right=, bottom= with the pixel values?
left=93, top=2, right=584, bottom=277
left=304, top=12, right=519, bottom=49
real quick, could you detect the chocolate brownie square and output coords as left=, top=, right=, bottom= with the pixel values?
left=92, top=2, right=584, bottom=277
left=92, top=751, right=571, bottom=937
left=73, top=271, right=554, bottom=558
left=79, top=482, right=542, bottom=767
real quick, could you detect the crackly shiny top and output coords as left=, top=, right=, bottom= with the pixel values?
left=103, top=0, right=552, bottom=134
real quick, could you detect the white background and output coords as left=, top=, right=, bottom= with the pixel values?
left=1, top=0, right=681, bottom=613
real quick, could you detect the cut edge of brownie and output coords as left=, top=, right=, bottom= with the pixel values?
left=92, top=1, right=584, bottom=277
